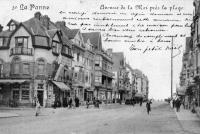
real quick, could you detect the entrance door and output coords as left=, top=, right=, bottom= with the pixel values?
left=37, top=91, right=43, bottom=106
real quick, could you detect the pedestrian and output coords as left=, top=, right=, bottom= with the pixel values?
left=86, top=98, right=90, bottom=109
left=146, top=100, right=152, bottom=115
left=172, top=99, right=175, bottom=108
left=69, top=97, right=72, bottom=108
left=176, top=98, right=181, bottom=112
left=35, top=99, right=41, bottom=117
left=140, top=98, right=143, bottom=106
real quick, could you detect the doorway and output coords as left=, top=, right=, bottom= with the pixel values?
left=37, top=90, right=43, bottom=106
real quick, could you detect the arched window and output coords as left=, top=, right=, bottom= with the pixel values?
left=37, top=59, right=45, bottom=75
left=12, top=57, right=21, bottom=74
left=0, top=59, right=3, bottom=77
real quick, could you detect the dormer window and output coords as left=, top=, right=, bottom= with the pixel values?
left=9, top=22, right=16, bottom=31
left=52, top=41, right=60, bottom=54
left=10, top=24, right=16, bottom=31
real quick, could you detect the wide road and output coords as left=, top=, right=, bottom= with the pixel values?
left=0, top=102, right=185, bottom=134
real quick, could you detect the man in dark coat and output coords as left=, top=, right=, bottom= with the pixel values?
left=146, top=100, right=152, bottom=115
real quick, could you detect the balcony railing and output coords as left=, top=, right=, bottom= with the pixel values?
left=10, top=47, right=33, bottom=56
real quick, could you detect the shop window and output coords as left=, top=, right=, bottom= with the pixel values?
left=13, top=90, right=19, bottom=100
left=21, top=90, right=29, bottom=100
left=38, top=83, right=44, bottom=89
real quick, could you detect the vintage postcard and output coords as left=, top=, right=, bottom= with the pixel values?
left=0, top=0, right=199, bottom=134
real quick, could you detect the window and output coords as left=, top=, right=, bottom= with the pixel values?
left=15, top=37, right=28, bottom=48
left=38, top=83, right=44, bottom=89
left=77, top=53, right=80, bottom=62
left=38, top=59, right=45, bottom=75
left=23, top=63, right=29, bottom=74
left=0, top=38, right=4, bottom=47
left=10, top=24, right=16, bottom=31
left=13, top=90, right=19, bottom=100
left=21, top=90, right=29, bottom=100
left=12, top=58, right=20, bottom=74
left=74, top=72, right=78, bottom=79
left=0, top=60, right=3, bottom=77
left=52, top=41, right=60, bottom=54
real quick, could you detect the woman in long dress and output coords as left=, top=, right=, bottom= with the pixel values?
left=35, top=100, right=41, bottom=116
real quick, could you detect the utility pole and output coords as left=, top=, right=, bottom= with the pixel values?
left=171, top=37, right=173, bottom=99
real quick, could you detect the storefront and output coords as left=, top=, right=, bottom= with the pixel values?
left=51, top=81, right=70, bottom=107
left=84, top=87, right=94, bottom=101
left=0, top=79, right=32, bottom=107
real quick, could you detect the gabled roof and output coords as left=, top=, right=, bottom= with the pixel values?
left=68, top=29, right=79, bottom=39
left=23, top=17, right=48, bottom=36
left=55, top=22, right=72, bottom=47
left=81, top=32, right=101, bottom=50
left=125, top=63, right=133, bottom=71
left=47, top=29, right=58, bottom=38
left=7, top=19, right=19, bottom=26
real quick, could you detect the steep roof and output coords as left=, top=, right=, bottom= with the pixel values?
left=132, top=69, right=143, bottom=78
left=68, top=29, right=79, bottom=39
left=55, top=22, right=73, bottom=47
left=23, top=17, right=48, bottom=36
left=125, top=63, right=133, bottom=71
left=81, top=32, right=101, bottom=50
left=7, top=19, right=19, bottom=26
left=0, top=30, right=12, bottom=37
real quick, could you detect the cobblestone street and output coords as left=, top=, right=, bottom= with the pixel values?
left=0, top=102, right=199, bottom=134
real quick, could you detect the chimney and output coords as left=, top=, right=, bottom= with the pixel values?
left=34, top=12, right=41, bottom=20
left=56, top=21, right=66, bottom=27
left=0, top=25, right=3, bottom=32
left=41, top=15, right=50, bottom=30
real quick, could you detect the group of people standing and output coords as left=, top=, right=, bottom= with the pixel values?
left=172, top=98, right=181, bottom=112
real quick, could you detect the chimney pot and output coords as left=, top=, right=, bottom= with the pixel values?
left=34, top=12, right=41, bottom=20
left=41, top=15, right=50, bottom=30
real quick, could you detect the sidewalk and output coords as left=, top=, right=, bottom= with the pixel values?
left=0, top=112, right=19, bottom=118
left=175, top=106, right=200, bottom=134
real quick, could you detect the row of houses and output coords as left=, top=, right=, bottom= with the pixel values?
left=179, top=0, right=200, bottom=108
left=0, top=12, right=149, bottom=107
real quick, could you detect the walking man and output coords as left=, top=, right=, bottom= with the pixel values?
left=146, top=100, right=152, bottom=115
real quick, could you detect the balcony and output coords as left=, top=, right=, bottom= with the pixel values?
left=10, top=47, right=33, bottom=56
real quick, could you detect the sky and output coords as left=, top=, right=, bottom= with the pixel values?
left=0, top=0, right=193, bottom=99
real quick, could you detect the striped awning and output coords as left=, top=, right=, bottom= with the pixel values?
left=52, top=81, right=70, bottom=91
left=0, top=79, right=28, bottom=83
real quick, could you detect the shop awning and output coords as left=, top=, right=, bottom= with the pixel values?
left=0, top=79, right=28, bottom=84
left=135, top=93, right=145, bottom=98
left=177, top=86, right=186, bottom=96
left=52, top=81, right=70, bottom=91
